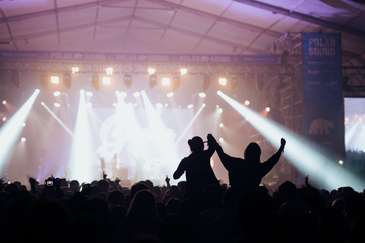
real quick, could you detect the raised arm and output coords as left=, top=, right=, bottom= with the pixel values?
left=173, top=158, right=187, bottom=179
left=261, top=138, right=286, bottom=176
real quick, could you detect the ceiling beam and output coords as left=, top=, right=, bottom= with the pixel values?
left=0, top=0, right=131, bottom=24
left=234, top=0, right=365, bottom=38
left=0, top=15, right=133, bottom=42
left=133, top=15, right=267, bottom=54
left=146, top=0, right=282, bottom=38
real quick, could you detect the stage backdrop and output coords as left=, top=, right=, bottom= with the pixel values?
left=302, top=33, right=342, bottom=156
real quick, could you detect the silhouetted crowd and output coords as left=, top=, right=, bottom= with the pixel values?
left=0, top=134, right=364, bottom=243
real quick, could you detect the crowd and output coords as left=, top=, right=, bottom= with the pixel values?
left=0, top=134, right=364, bottom=243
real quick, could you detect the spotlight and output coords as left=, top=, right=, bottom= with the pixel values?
left=199, top=92, right=206, bottom=98
left=72, top=67, right=79, bottom=73
left=11, top=71, right=21, bottom=88
left=339, top=160, right=344, bottom=165
left=2, top=117, right=6, bottom=121
left=133, top=92, right=140, bottom=97
left=2, top=100, right=6, bottom=105
left=167, top=92, right=174, bottom=97
left=40, top=73, right=49, bottom=89
left=219, top=123, right=223, bottom=128
left=265, top=107, right=270, bottom=112
left=92, top=74, right=99, bottom=91
left=219, top=77, right=227, bottom=86
left=86, top=102, right=92, bottom=108
left=124, top=74, right=132, bottom=89
left=51, top=75, right=59, bottom=84
left=22, top=122, right=26, bottom=127
left=156, top=103, right=163, bottom=109
left=219, top=137, right=224, bottom=142
left=53, top=91, right=61, bottom=96
left=148, top=68, right=156, bottom=75
left=202, top=103, right=206, bottom=107
left=162, top=77, right=170, bottom=86
left=203, top=75, right=211, bottom=91
left=106, top=67, right=113, bottom=75
left=172, top=76, right=180, bottom=92
left=218, top=108, right=223, bottom=113
left=21, top=137, right=26, bottom=142
left=245, top=100, right=250, bottom=106
left=63, top=73, right=71, bottom=89
left=180, top=68, right=187, bottom=75
left=102, top=76, right=111, bottom=85
left=86, top=91, right=93, bottom=97
left=187, top=104, right=193, bottom=109
left=150, top=74, right=158, bottom=89
left=229, top=75, right=238, bottom=90
left=54, top=103, right=60, bottom=107
left=256, top=75, right=265, bottom=91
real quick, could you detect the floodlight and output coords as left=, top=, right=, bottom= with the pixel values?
left=21, top=137, right=26, bottom=142
left=219, top=123, right=223, bottom=128
left=167, top=92, right=174, bottom=97
left=54, top=103, right=60, bottom=107
left=156, top=103, right=163, bottom=109
left=51, top=76, right=59, bottom=84
left=124, top=74, right=132, bottom=88
left=199, top=92, right=206, bottom=98
left=265, top=107, right=270, bottom=112
left=219, top=138, right=224, bottom=142
left=219, top=77, right=227, bottom=86
left=2, top=117, right=6, bottom=121
left=339, top=160, right=344, bottom=165
left=92, top=74, right=99, bottom=91
left=86, top=91, right=93, bottom=97
left=245, top=100, right=250, bottom=106
left=3, top=100, right=6, bottom=105
left=162, top=77, right=170, bottom=86
left=187, top=104, right=193, bottom=109
left=148, top=68, right=156, bottom=75
left=180, top=68, right=187, bottom=75
left=218, top=108, right=223, bottom=113
left=53, top=91, right=61, bottom=96
left=22, top=123, right=26, bottom=127
left=102, top=76, right=111, bottom=85
left=72, top=67, right=79, bottom=73
left=106, top=67, right=113, bottom=75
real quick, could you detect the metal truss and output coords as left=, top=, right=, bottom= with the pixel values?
left=0, top=60, right=294, bottom=76
left=342, top=66, right=365, bottom=97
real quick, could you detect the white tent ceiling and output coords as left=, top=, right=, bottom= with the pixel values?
left=0, top=0, right=365, bottom=66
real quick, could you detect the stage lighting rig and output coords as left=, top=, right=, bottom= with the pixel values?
left=180, top=68, right=187, bottom=75
left=148, top=68, right=156, bottom=75
left=72, top=67, right=79, bottom=73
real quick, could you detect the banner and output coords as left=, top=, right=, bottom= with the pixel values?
left=302, top=33, right=342, bottom=154
left=0, top=50, right=278, bottom=64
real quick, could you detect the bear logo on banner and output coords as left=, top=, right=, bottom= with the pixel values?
left=308, top=119, right=333, bottom=134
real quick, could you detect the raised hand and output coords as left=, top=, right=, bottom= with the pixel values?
left=115, top=177, right=121, bottom=185
left=103, top=171, right=107, bottom=180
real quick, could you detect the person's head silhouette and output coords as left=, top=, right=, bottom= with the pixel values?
left=244, top=142, right=261, bottom=163
left=188, top=136, right=204, bottom=152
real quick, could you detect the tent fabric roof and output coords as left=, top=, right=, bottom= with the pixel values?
left=0, top=0, right=364, bottom=65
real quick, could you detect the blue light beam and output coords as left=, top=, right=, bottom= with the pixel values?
left=0, top=89, right=40, bottom=174
left=217, top=91, right=364, bottom=191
